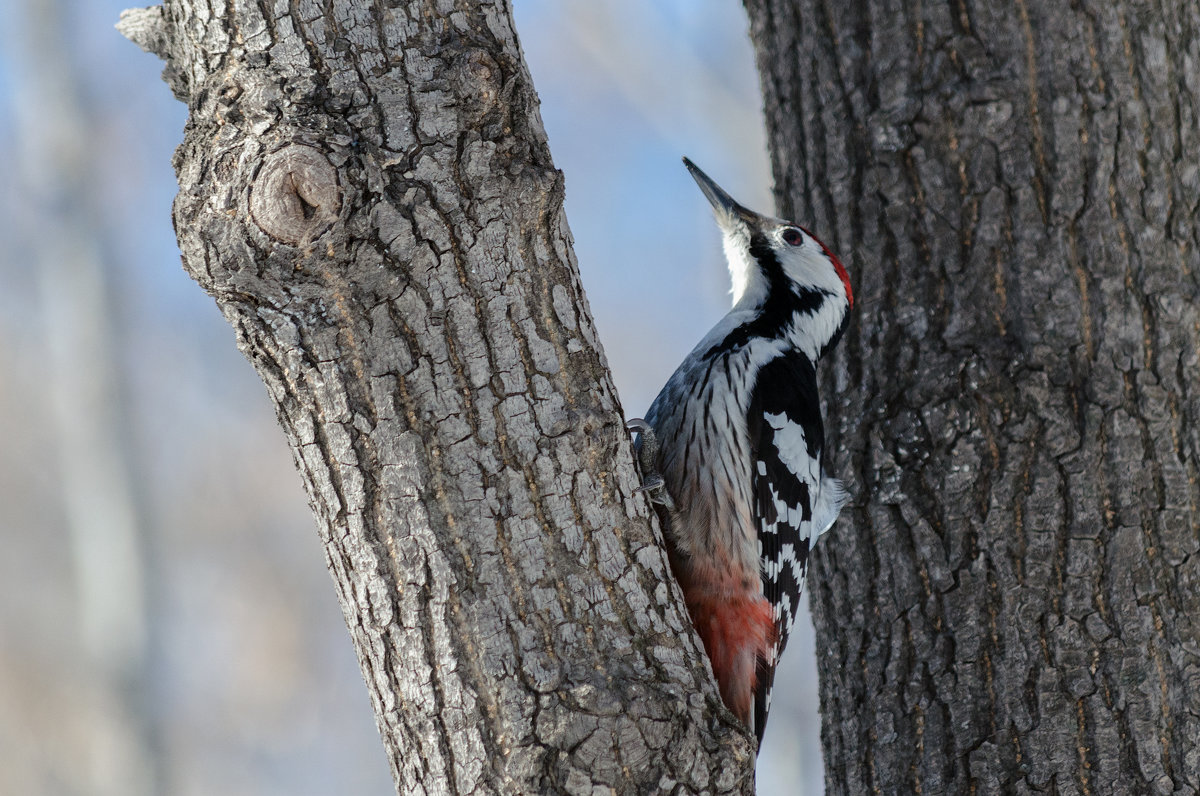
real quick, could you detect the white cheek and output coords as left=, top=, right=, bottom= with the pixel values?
left=780, top=247, right=843, bottom=296
left=723, top=232, right=761, bottom=305
left=724, top=240, right=749, bottom=303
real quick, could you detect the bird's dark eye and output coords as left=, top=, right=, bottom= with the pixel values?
left=782, top=228, right=803, bottom=246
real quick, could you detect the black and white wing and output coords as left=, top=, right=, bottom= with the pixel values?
left=747, top=350, right=826, bottom=743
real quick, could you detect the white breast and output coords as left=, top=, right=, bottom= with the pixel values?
left=646, top=327, right=789, bottom=586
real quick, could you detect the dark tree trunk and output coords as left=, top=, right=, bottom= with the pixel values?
left=744, top=0, right=1200, bottom=793
left=119, top=2, right=756, bottom=793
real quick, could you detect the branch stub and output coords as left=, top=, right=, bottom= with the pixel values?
left=116, top=6, right=169, bottom=60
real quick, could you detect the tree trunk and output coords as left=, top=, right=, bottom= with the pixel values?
left=744, top=0, right=1200, bottom=793
left=119, top=2, right=755, bottom=793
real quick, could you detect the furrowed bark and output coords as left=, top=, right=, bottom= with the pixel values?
left=744, top=0, right=1200, bottom=793
left=119, top=2, right=755, bottom=793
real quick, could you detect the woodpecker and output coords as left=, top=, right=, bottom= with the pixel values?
left=629, top=157, right=852, bottom=745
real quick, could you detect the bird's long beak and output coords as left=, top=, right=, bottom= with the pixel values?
left=683, top=157, right=759, bottom=227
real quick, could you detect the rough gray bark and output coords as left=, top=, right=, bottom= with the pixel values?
left=119, top=2, right=754, bottom=793
left=744, top=0, right=1200, bottom=793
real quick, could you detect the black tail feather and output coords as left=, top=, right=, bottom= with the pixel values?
left=753, top=652, right=776, bottom=749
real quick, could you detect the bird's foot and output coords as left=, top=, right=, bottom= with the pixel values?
left=626, top=418, right=675, bottom=511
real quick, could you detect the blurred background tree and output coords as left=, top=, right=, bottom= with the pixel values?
left=0, top=1, right=820, bottom=793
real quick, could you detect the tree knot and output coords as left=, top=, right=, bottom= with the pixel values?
left=250, top=145, right=341, bottom=245
left=453, top=50, right=504, bottom=124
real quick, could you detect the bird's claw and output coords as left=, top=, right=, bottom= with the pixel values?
left=626, top=418, right=675, bottom=510
left=634, top=473, right=666, bottom=494
left=624, top=417, right=652, bottom=437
